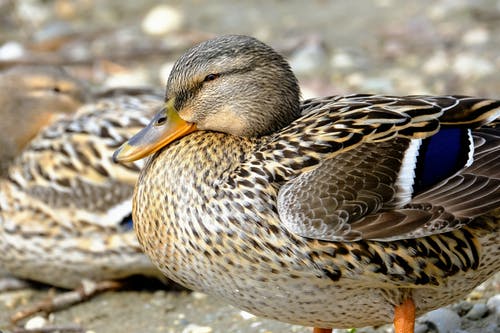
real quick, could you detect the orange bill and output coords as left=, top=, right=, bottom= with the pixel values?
left=113, top=99, right=197, bottom=163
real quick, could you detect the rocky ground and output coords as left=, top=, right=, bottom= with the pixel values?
left=0, top=1, right=499, bottom=332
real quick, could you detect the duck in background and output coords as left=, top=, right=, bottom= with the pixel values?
left=114, top=35, right=499, bottom=333
left=0, top=66, right=164, bottom=321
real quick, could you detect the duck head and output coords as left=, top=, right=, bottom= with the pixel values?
left=113, top=35, right=300, bottom=163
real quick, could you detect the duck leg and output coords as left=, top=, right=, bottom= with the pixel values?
left=393, top=298, right=415, bottom=333
left=313, top=328, right=332, bottom=333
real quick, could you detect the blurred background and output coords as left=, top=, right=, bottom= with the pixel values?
left=0, top=1, right=499, bottom=333
left=1, top=0, right=499, bottom=98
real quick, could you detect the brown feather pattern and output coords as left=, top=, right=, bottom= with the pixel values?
left=0, top=91, right=162, bottom=288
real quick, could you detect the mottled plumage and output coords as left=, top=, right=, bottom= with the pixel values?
left=114, top=35, right=499, bottom=332
left=0, top=88, right=162, bottom=288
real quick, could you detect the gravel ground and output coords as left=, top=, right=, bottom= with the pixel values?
left=0, top=1, right=499, bottom=332
left=0, top=276, right=498, bottom=333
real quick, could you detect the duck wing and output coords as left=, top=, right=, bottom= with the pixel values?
left=275, top=95, right=500, bottom=241
left=3, top=93, right=162, bottom=234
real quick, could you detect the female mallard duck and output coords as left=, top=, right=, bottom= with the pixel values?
left=0, top=81, right=162, bottom=290
left=114, top=35, right=499, bottom=333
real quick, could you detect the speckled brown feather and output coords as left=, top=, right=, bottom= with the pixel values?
left=0, top=92, right=162, bottom=288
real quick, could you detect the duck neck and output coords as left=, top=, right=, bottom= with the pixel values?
left=139, top=131, right=259, bottom=201
left=133, top=131, right=261, bottom=256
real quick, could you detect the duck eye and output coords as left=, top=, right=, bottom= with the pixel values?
left=155, top=116, right=167, bottom=126
left=203, top=73, right=219, bottom=82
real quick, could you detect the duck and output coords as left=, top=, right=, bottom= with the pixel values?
left=113, top=35, right=500, bottom=333
left=0, top=68, right=163, bottom=291
left=0, top=66, right=90, bottom=177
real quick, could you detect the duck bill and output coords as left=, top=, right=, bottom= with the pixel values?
left=113, top=101, right=197, bottom=163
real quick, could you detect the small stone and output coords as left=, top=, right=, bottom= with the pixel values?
left=330, top=51, right=354, bottom=69
left=249, top=321, right=262, bottom=328
left=182, top=324, right=213, bottom=333
left=419, top=308, right=461, bottom=333
left=153, top=290, right=167, bottom=297
left=191, top=292, right=207, bottom=300
left=452, top=301, right=473, bottom=316
left=423, top=51, right=449, bottom=75
left=142, top=5, right=183, bottom=35
left=466, top=290, right=484, bottom=300
left=462, top=27, right=489, bottom=46
left=453, top=54, right=494, bottom=79
left=25, top=316, right=48, bottom=330
left=55, top=0, right=78, bottom=18
left=0, top=41, right=25, bottom=60
left=465, top=303, right=489, bottom=320
left=239, top=310, right=256, bottom=320
left=486, top=294, right=500, bottom=315
left=80, top=280, right=95, bottom=296
left=346, top=72, right=364, bottom=87
left=16, top=1, right=51, bottom=26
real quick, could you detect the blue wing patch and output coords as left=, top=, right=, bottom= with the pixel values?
left=119, top=214, right=134, bottom=231
left=413, top=128, right=472, bottom=194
